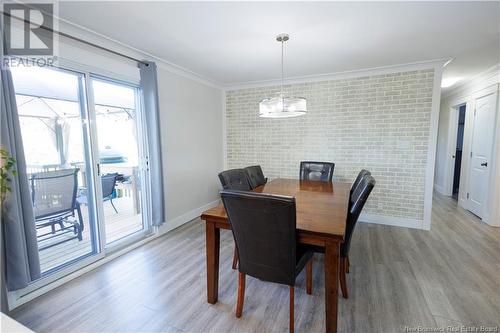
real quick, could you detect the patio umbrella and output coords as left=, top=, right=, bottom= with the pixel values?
left=11, top=66, right=81, bottom=170
left=15, top=95, right=78, bottom=168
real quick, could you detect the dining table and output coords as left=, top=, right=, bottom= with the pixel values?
left=200, top=178, right=351, bottom=333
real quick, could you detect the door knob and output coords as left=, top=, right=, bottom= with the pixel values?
left=481, top=162, right=488, bottom=167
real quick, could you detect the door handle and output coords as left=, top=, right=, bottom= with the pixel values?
left=481, top=162, right=488, bottom=167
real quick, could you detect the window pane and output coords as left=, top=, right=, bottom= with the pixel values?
left=11, top=66, right=99, bottom=275
left=91, top=78, right=145, bottom=244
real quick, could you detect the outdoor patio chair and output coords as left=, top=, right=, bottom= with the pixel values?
left=101, top=173, right=119, bottom=213
left=77, top=173, right=119, bottom=214
left=30, top=168, right=84, bottom=250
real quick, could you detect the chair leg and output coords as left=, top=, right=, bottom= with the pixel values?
left=232, top=248, right=238, bottom=270
left=306, top=258, right=313, bottom=295
left=236, top=272, right=245, bottom=318
left=77, top=223, right=83, bottom=241
left=110, top=199, right=118, bottom=214
left=289, top=286, right=294, bottom=333
left=340, top=257, right=348, bottom=299
left=76, top=204, right=84, bottom=232
left=346, top=255, right=350, bottom=274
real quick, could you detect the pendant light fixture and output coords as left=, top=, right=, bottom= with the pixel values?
left=259, top=33, right=307, bottom=118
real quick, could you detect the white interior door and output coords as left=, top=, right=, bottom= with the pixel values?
left=467, top=92, right=497, bottom=218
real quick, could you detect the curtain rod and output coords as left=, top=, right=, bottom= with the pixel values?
left=1, top=11, right=148, bottom=66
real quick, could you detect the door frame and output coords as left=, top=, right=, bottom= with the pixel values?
left=467, top=85, right=499, bottom=223
left=9, top=65, right=106, bottom=303
left=445, top=102, right=467, bottom=197
left=8, top=61, right=154, bottom=307
left=488, top=85, right=500, bottom=226
left=444, top=96, right=472, bottom=203
left=443, top=84, right=499, bottom=223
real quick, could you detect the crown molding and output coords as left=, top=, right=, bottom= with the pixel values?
left=55, top=16, right=225, bottom=90
left=441, top=63, right=500, bottom=99
left=224, top=58, right=449, bottom=91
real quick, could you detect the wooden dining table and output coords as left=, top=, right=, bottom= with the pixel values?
left=200, top=178, right=351, bottom=333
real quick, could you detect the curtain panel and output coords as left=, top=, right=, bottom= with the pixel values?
left=1, top=67, right=41, bottom=292
left=139, top=61, right=165, bottom=226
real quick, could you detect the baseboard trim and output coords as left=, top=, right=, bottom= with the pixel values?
left=458, top=198, right=467, bottom=210
left=159, top=199, right=221, bottom=235
left=434, top=183, right=446, bottom=195
left=484, top=213, right=500, bottom=227
left=359, top=213, right=424, bottom=230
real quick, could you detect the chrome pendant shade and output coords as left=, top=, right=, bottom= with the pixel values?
left=259, top=34, right=307, bottom=118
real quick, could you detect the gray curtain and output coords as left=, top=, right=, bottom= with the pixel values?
left=139, top=61, right=165, bottom=226
left=1, top=67, right=41, bottom=291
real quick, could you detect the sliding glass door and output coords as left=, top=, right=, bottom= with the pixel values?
left=10, top=65, right=151, bottom=279
left=11, top=66, right=101, bottom=275
left=90, top=77, right=150, bottom=246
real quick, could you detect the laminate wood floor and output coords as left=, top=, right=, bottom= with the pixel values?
left=10, top=193, right=500, bottom=332
left=39, top=195, right=143, bottom=273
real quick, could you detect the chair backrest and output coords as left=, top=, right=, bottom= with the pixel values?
left=299, top=161, right=335, bottom=182
left=101, top=173, right=118, bottom=198
left=220, top=190, right=298, bottom=286
left=341, top=175, right=376, bottom=257
left=218, top=169, right=252, bottom=191
left=30, top=168, right=79, bottom=220
left=351, top=169, right=371, bottom=195
left=244, top=165, right=267, bottom=189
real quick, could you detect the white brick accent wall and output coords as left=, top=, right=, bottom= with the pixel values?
left=226, top=69, right=435, bottom=221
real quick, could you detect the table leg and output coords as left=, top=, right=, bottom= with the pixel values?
left=206, top=221, right=220, bottom=304
left=324, top=240, right=340, bottom=333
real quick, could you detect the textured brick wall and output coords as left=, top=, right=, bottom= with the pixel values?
left=226, top=69, right=435, bottom=220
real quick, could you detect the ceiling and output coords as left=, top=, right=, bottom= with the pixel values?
left=58, top=2, right=500, bottom=90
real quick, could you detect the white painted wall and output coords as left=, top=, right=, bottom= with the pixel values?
left=434, top=102, right=452, bottom=194
left=434, top=64, right=500, bottom=226
left=157, top=67, right=223, bottom=229
left=490, top=114, right=500, bottom=224
left=56, top=21, right=225, bottom=228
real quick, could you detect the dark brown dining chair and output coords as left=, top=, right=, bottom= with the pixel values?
left=218, top=169, right=252, bottom=191
left=244, top=165, right=267, bottom=189
left=351, top=169, right=371, bottom=195
left=220, top=190, right=314, bottom=333
left=218, top=168, right=252, bottom=270
left=299, top=161, right=335, bottom=182
left=340, top=175, right=375, bottom=298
